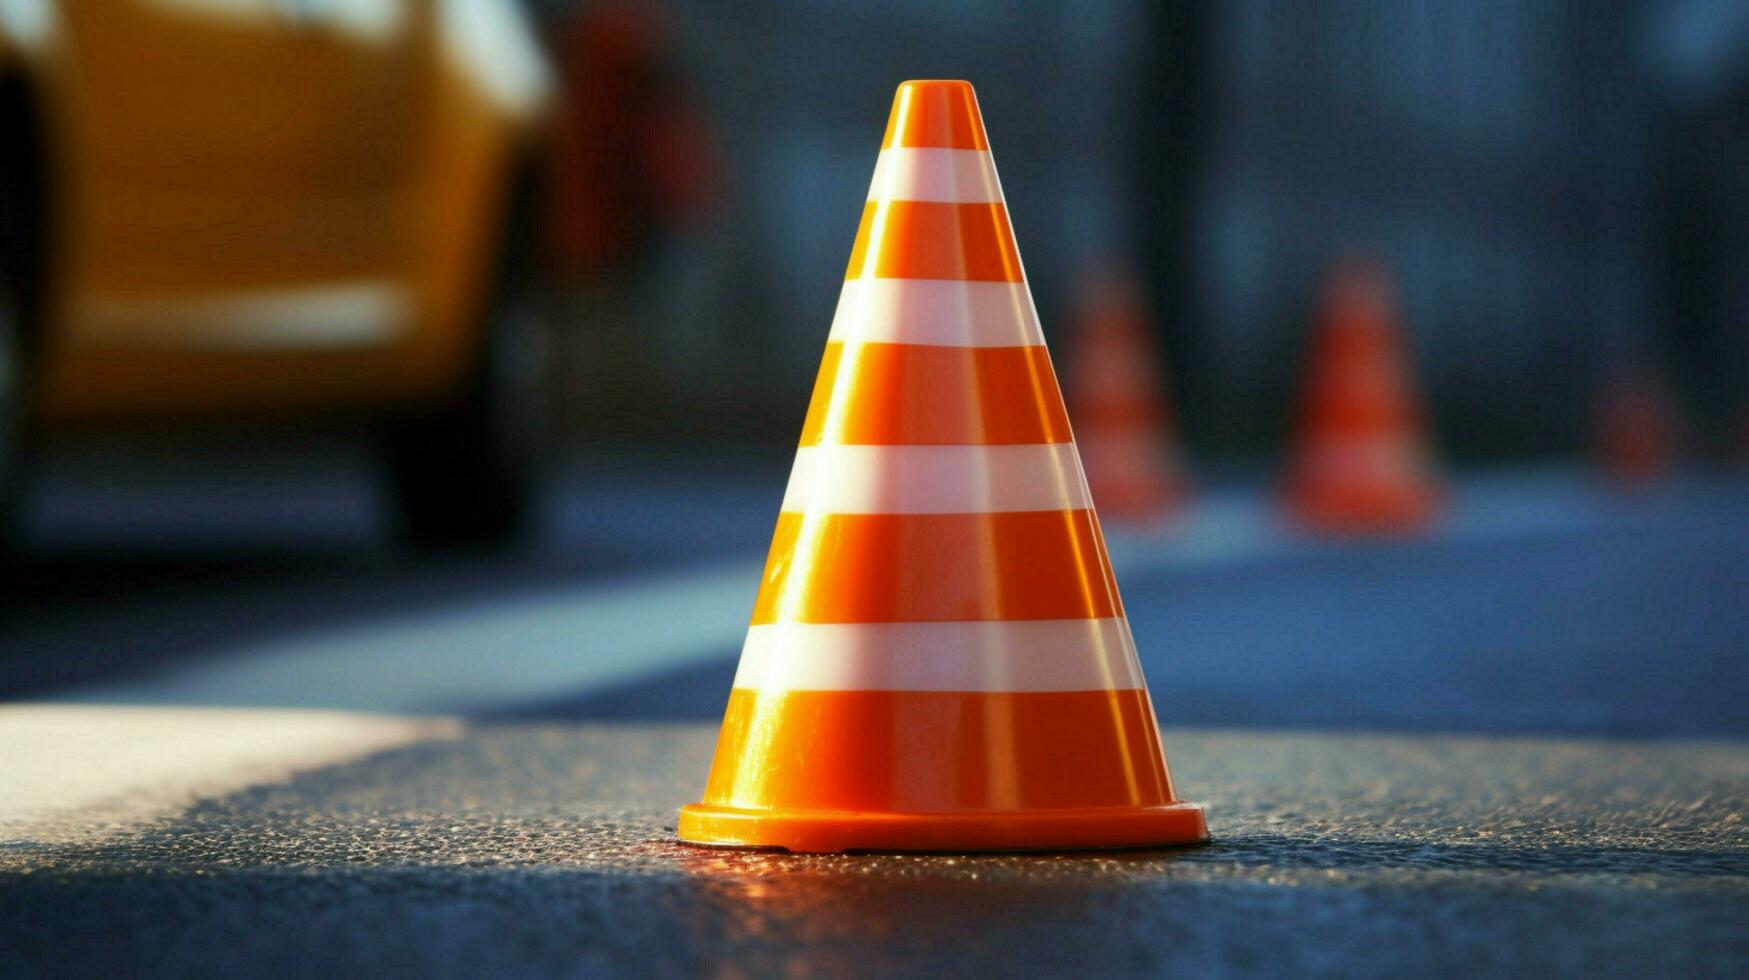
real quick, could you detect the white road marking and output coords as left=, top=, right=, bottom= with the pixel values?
left=52, top=559, right=762, bottom=714
left=0, top=704, right=457, bottom=843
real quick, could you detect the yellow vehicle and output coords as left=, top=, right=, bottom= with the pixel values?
left=0, top=0, right=552, bottom=543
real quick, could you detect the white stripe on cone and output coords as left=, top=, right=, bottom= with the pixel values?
left=782, top=444, right=1091, bottom=514
left=733, top=618, right=1144, bottom=693
left=828, top=280, right=1044, bottom=347
left=866, top=147, right=1003, bottom=203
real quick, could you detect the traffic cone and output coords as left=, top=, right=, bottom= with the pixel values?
left=1065, top=265, right=1189, bottom=522
left=1594, top=370, right=1679, bottom=486
left=1282, top=259, right=1442, bottom=532
left=679, top=81, right=1208, bottom=853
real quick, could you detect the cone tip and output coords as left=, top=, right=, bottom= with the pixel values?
left=884, top=80, right=988, bottom=150
left=896, top=78, right=977, bottom=95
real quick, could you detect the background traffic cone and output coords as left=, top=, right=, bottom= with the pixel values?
left=1594, top=369, right=1680, bottom=487
left=1065, top=264, right=1189, bottom=523
left=678, top=80, right=1207, bottom=853
left=1282, top=259, right=1442, bottom=532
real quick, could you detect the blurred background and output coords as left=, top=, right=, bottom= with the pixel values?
left=1, top=0, right=1744, bottom=736
left=529, top=0, right=1749, bottom=459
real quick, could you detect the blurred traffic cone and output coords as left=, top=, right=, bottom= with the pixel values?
left=547, top=2, right=721, bottom=278
left=1282, top=260, right=1442, bottom=532
left=1594, top=371, right=1679, bottom=486
left=1065, top=265, right=1189, bottom=522
left=679, top=81, right=1207, bottom=853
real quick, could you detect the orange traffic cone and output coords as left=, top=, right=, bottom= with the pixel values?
left=1282, top=259, right=1442, bottom=532
left=1065, top=265, right=1189, bottom=522
left=678, top=81, right=1208, bottom=853
left=1594, top=370, right=1679, bottom=486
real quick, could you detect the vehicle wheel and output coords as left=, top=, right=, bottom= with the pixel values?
left=382, top=184, right=545, bottom=549
left=0, top=79, right=37, bottom=556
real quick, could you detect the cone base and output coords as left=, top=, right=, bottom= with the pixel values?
left=677, top=801, right=1208, bottom=854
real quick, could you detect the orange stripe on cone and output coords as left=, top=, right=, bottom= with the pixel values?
left=683, top=691, right=1204, bottom=853
left=800, top=342, right=1071, bottom=446
left=846, top=202, right=1024, bottom=282
left=703, top=689, right=1173, bottom=812
left=880, top=79, right=989, bottom=149
left=751, top=510, right=1122, bottom=624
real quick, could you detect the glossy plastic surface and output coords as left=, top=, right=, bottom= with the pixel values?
left=679, top=80, right=1206, bottom=853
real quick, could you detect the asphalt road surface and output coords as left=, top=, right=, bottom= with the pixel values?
left=3, top=723, right=1744, bottom=977
left=6, top=447, right=1745, bottom=736
left=2, top=446, right=1746, bottom=976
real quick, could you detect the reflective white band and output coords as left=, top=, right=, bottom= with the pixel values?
left=867, top=148, right=1003, bottom=203
left=828, top=280, right=1044, bottom=347
left=733, top=618, right=1144, bottom=692
left=782, top=444, right=1091, bottom=514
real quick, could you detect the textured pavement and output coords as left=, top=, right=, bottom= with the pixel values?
left=5, top=464, right=1747, bottom=976
left=3, top=725, right=1745, bottom=978
left=525, top=475, right=1749, bottom=737
left=14, top=470, right=1749, bottom=737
